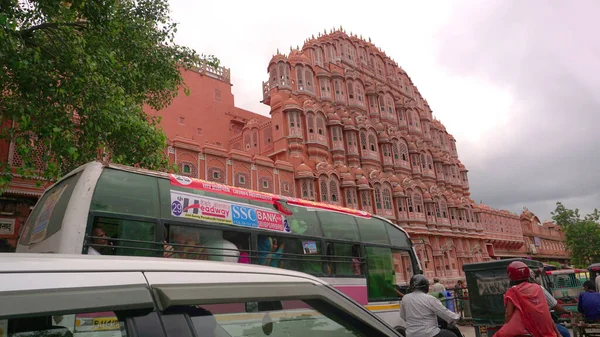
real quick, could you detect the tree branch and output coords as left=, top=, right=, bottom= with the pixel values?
left=19, top=22, right=88, bottom=37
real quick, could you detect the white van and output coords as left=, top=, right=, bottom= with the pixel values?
left=0, top=254, right=401, bottom=337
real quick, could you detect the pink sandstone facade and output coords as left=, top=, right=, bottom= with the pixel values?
left=0, top=29, right=570, bottom=275
left=143, top=29, right=570, bottom=284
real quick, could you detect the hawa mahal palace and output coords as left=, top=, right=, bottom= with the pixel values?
left=0, top=29, right=569, bottom=282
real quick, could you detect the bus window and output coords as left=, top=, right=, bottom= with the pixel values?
left=356, top=218, right=390, bottom=245
left=283, top=203, right=322, bottom=237
left=326, top=243, right=362, bottom=276
left=165, top=225, right=250, bottom=263
left=19, top=172, right=82, bottom=245
left=317, top=212, right=359, bottom=241
left=386, top=224, right=411, bottom=248
left=90, top=217, right=156, bottom=257
left=90, top=169, right=160, bottom=218
left=365, top=246, right=396, bottom=301
left=256, top=234, right=323, bottom=275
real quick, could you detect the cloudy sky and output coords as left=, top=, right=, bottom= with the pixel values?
left=168, top=0, right=599, bottom=220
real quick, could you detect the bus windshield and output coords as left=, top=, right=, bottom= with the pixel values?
left=18, top=165, right=420, bottom=304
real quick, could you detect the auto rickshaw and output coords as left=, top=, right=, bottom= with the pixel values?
left=462, top=258, right=551, bottom=337
left=568, top=264, right=600, bottom=337
left=546, top=268, right=589, bottom=312
left=588, top=263, right=600, bottom=282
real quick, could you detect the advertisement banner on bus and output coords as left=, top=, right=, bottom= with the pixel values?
left=169, top=174, right=371, bottom=219
left=170, top=190, right=290, bottom=233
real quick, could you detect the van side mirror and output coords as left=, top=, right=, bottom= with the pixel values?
left=245, top=301, right=283, bottom=313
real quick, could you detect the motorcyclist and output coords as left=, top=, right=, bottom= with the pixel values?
left=400, top=274, right=461, bottom=337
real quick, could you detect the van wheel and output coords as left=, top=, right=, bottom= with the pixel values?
left=395, top=326, right=406, bottom=336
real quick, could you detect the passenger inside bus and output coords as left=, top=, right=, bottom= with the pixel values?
left=164, top=226, right=207, bottom=260
left=87, top=225, right=114, bottom=255
left=257, top=236, right=285, bottom=268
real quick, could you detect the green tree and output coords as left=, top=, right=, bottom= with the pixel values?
left=0, top=0, right=219, bottom=191
left=551, top=202, right=600, bottom=268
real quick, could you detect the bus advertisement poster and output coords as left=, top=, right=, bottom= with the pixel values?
left=169, top=174, right=371, bottom=219
left=302, top=241, right=318, bottom=255
left=170, top=190, right=290, bottom=233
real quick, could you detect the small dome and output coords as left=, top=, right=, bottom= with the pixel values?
left=423, top=191, right=432, bottom=202
left=268, top=54, right=288, bottom=68
left=288, top=49, right=310, bottom=65
left=393, top=185, right=406, bottom=197
left=270, top=90, right=286, bottom=106
left=327, top=112, right=341, bottom=121
left=283, top=95, right=300, bottom=109
left=357, top=176, right=369, bottom=185
left=243, top=118, right=261, bottom=130
left=378, top=131, right=390, bottom=143
left=375, top=123, right=385, bottom=132
left=342, top=117, right=355, bottom=126
left=295, top=163, right=314, bottom=178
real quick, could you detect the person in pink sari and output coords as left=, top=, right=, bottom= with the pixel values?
left=495, top=261, right=560, bottom=337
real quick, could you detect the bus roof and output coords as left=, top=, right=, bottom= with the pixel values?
left=44, top=161, right=411, bottom=238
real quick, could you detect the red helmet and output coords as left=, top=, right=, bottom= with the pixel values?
left=507, top=261, right=531, bottom=281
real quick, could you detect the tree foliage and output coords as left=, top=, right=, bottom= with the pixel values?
left=551, top=202, right=600, bottom=268
left=0, top=0, right=219, bottom=191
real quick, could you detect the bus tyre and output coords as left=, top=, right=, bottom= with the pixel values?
left=395, top=326, right=406, bottom=336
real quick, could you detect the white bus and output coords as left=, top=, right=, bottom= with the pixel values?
left=16, top=161, right=422, bottom=333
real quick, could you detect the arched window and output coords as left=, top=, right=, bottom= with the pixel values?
left=296, top=66, right=305, bottom=91
left=368, top=133, right=377, bottom=152
left=382, top=186, right=392, bottom=210
left=360, top=190, right=372, bottom=210
left=347, top=132, right=356, bottom=148
left=399, top=141, right=408, bottom=161
left=301, top=179, right=314, bottom=199
left=427, top=154, right=433, bottom=170
left=420, top=153, right=426, bottom=169
left=329, top=178, right=339, bottom=203
left=244, top=134, right=251, bottom=150
left=270, top=62, right=291, bottom=88
left=316, top=113, right=326, bottom=136
left=313, top=47, right=323, bottom=66
left=304, top=68, right=314, bottom=93
left=378, top=95, right=385, bottom=113
left=360, top=132, right=367, bottom=150
left=412, top=112, right=420, bottom=127
left=355, top=82, right=365, bottom=105
left=369, top=96, right=378, bottom=113
left=392, top=141, right=400, bottom=161
left=434, top=197, right=441, bottom=217
left=374, top=186, right=382, bottom=210
left=319, top=176, right=328, bottom=202
left=307, top=113, right=315, bottom=134
left=440, top=198, right=448, bottom=218
left=413, top=190, right=423, bottom=213
left=407, top=191, right=414, bottom=212
left=347, top=80, right=355, bottom=100
left=333, top=79, right=345, bottom=102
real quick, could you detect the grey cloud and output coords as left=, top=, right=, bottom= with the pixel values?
left=436, top=0, right=600, bottom=218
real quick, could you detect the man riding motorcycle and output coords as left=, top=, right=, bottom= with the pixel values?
left=400, top=274, right=461, bottom=337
